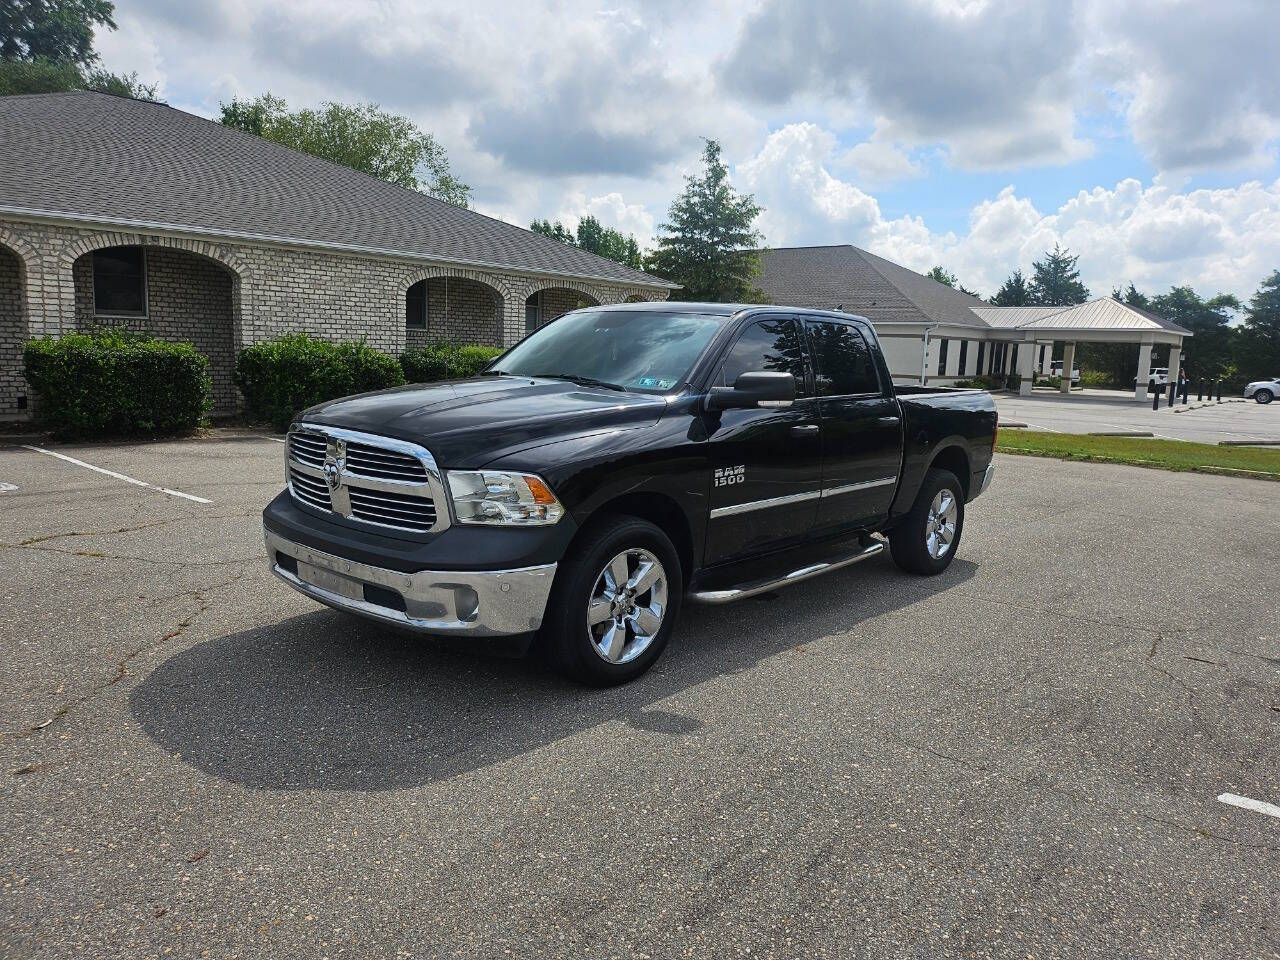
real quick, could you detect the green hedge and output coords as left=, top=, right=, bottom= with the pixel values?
left=401, top=343, right=504, bottom=383
left=235, top=334, right=405, bottom=430
left=24, top=328, right=211, bottom=437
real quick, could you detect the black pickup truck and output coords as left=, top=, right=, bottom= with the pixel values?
left=263, top=303, right=997, bottom=684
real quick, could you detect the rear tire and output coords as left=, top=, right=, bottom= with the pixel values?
left=888, top=468, right=965, bottom=576
left=540, top=515, right=682, bottom=686
left=1256, top=389, right=1273, bottom=404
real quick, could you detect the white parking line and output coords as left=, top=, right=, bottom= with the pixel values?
left=21, top=445, right=212, bottom=504
left=1218, top=792, right=1280, bottom=821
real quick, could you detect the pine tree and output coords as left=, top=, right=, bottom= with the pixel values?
left=991, top=269, right=1031, bottom=306
left=647, top=140, right=766, bottom=302
left=1029, top=244, right=1090, bottom=306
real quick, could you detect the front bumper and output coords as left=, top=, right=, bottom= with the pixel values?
left=264, top=527, right=557, bottom=636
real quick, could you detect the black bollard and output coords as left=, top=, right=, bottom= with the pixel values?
left=1216, top=380, right=1222, bottom=402
left=1152, top=387, right=1160, bottom=410
left=1168, top=383, right=1175, bottom=407
left=1197, top=380, right=1203, bottom=401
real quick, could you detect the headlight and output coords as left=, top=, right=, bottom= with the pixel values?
left=446, top=470, right=564, bottom=525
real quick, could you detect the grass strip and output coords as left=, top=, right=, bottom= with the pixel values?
left=995, top=430, right=1280, bottom=481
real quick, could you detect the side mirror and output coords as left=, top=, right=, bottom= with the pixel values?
left=706, top=371, right=796, bottom=411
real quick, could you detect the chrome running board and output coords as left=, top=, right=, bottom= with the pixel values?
left=688, top=539, right=886, bottom=604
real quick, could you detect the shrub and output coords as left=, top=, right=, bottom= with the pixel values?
left=400, top=343, right=504, bottom=383
left=24, top=328, right=211, bottom=438
left=235, top=335, right=405, bottom=430
left=1080, top=371, right=1113, bottom=389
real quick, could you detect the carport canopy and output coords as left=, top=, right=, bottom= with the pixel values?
left=972, top=299, right=1193, bottom=399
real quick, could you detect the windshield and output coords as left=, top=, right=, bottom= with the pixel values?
left=492, top=310, right=725, bottom=393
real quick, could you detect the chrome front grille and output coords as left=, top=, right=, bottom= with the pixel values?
left=344, top=441, right=429, bottom=483
left=288, top=432, right=327, bottom=470
left=288, top=466, right=332, bottom=511
left=285, top=425, right=448, bottom=535
left=348, top=487, right=437, bottom=531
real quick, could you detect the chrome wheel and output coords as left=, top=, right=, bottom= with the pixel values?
left=925, top=489, right=958, bottom=559
left=586, top=548, right=668, bottom=664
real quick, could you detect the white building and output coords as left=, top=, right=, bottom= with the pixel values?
left=757, top=245, right=1191, bottom=399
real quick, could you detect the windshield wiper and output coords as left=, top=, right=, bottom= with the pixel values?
left=479, top=369, right=507, bottom=376
left=530, top=373, right=626, bottom=392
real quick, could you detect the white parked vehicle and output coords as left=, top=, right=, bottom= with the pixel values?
left=1133, top=367, right=1169, bottom=388
left=1049, top=360, right=1081, bottom=383
left=1244, top=376, right=1280, bottom=404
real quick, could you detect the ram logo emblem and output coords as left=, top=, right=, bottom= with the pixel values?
left=714, top=465, right=746, bottom=487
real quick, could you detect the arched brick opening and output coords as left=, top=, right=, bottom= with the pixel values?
left=0, top=242, right=29, bottom=416
left=71, top=244, right=241, bottom=413
left=624, top=294, right=647, bottom=303
left=404, top=274, right=506, bottom=348
left=523, top=287, right=601, bottom=335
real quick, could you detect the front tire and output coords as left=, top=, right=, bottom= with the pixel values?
left=1256, top=389, right=1274, bottom=404
left=541, top=515, right=682, bottom=685
left=888, top=468, right=965, bottom=575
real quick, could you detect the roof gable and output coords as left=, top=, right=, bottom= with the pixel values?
left=756, top=245, right=988, bottom=328
left=0, top=91, right=671, bottom=288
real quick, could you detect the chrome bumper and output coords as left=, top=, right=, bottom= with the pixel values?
left=975, top=462, right=995, bottom=498
left=264, top=527, right=557, bottom=636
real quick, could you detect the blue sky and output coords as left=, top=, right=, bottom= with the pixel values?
left=96, top=0, right=1280, bottom=302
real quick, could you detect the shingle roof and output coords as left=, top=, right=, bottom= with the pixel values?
left=756, top=245, right=990, bottom=328
left=0, top=91, right=673, bottom=288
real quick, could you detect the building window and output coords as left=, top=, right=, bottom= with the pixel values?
left=1038, top=344, right=1046, bottom=369
left=975, top=341, right=985, bottom=374
left=1010, top=344, right=1019, bottom=375
left=406, top=280, right=427, bottom=329
left=936, top=338, right=949, bottom=376
left=958, top=340, right=969, bottom=376
left=93, top=247, right=147, bottom=316
left=525, top=292, right=542, bottom=334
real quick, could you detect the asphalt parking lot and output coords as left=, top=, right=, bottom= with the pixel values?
left=2, top=435, right=1278, bottom=959
left=992, top=388, right=1280, bottom=445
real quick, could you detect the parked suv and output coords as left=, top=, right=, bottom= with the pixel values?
left=263, top=304, right=997, bottom=684
left=1244, top=376, right=1279, bottom=403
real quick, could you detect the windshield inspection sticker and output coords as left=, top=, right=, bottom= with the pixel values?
left=636, top=377, right=678, bottom=390
left=636, top=377, right=659, bottom=388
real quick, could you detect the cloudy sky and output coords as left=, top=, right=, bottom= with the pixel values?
left=97, top=0, right=1280, bottom=301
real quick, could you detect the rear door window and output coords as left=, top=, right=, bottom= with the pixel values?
left=805, top=320, right=880, bottom=396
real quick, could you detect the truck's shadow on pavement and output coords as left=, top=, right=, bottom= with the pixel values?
left=130, top=557, right=976, bottom=791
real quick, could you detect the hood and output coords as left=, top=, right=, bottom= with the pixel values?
left=300, top=375, right=668, bottom=467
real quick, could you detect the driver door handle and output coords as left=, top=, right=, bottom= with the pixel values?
left=791, top=424, right=820, bottom=438
left=877, top=416, right=900, bottom=425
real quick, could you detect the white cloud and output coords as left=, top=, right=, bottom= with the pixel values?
left=555, top=192, right=657, bottom=246
left=736, top=124, right=1280, bottom=300
left=840, top=133, right=924, bottom=186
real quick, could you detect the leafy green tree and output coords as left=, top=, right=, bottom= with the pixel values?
left=530, top=218, right=576, bottom=245
left=0, top=55, right=159, bottom=99
left=219, top=95, right=470, bottom=206
left=0, top=55, right=79, bottom=93
left=1149, top=287, right=1240, bottom=380
left=1, top=0, right=115, bottom=65
left=1235, top=270, right=1280, bottom=382
left=991, top=269, right=1031, bottom=306
left=647, top=139, right=767, bottom=302
left=575, top=216, right=642, bottom=270
left=1029, top=244, right=1090, bottom=306
left=529, top=215, right=643, bottom=270
left=927, top=265, right=957, bottom=287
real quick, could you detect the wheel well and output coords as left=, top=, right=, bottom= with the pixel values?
left=587, top=492, right=695, bottom=587
left=929, top=445, right=972, bottom=499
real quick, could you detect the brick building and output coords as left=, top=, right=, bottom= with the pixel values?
left=0, top=91, right=675, bottom=416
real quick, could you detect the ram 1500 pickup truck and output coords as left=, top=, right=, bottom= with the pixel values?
left=263, top=303, right=997, bottom=684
